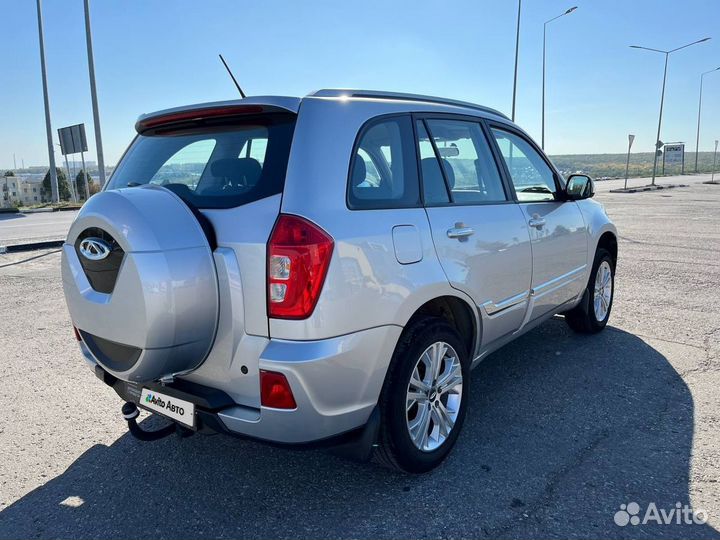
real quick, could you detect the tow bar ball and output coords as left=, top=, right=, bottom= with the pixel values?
left=121, top=402, right=190, bottom=441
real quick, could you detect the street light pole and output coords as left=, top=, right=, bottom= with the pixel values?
left=650, top=52, right=670, bottom=187
left=695, top=67, right=720, bottom=173
left=83, top=0, right=107, bottom=188
left=542, top=6, right=577, bottom=150
left=35, top=0, right=59, bottom=202
left=630, top=38, right=711, bottom=186
left=511, top=0, right=522, bottom=122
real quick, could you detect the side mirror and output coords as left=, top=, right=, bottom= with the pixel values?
left=565, top=174, right=594, bottom=200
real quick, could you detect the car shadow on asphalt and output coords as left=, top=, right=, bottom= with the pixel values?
left=0, top=213, right=26, bottom=222
left=1, top=319, right=718, bottom=539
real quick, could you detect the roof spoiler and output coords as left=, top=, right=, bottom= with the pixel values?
left=135, top=97, right=301, bottom=134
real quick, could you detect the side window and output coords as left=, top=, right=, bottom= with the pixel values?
left=348, top=116, right=419, bottom=209
left=490, top=128, right=557, bottom=202
left=416, top=121, right=450, bottom=204
left=424, top=119, right=507, bottom=204
left=149, top=139, right=216, bottom=189
left=238, top=128, right=269, bottom=165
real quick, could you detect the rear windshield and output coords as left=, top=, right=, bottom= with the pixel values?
left=106, top=113, right=296, bottom=209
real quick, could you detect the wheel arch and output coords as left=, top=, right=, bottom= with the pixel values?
left=596, top=230, right=618, bottom=265
left=402, top=293, right=479, bottom=360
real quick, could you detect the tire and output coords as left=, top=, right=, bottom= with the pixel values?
left=565, top=248, right=615, bottom=333
left=374, top=317, right=470, bottom=473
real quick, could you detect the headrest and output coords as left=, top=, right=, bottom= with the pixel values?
left=351, top=157, right=367, bottom=187
left=440, top=158, right=456, bottom=189
left=421, top=157, right=448, bottom=203
left=211, top=157, right=262, bottom=186
left=422, top=157, right=456, bottom=190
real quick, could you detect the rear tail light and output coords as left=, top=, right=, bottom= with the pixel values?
left=267, top=214, right=333, bottom=319
left=260, top=370, right=297, bottom=409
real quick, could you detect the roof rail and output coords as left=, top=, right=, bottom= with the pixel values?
left=309, top=89, right=510, bottom=120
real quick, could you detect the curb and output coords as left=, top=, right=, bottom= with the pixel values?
left=609, top=183, right=688, bottom=194
left=17, top=206, right=81, bottom=213
left=0, top=240, right=64, bottom=254
left=19, top=207, right=55, bottom=214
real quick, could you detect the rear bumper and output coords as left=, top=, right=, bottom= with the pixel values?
left=86, top=325, right=402, bottom=444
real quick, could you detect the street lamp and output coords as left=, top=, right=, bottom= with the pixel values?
left=511, top=0, right=522, bottom=122
left=35, top=0, right=59, bottom=203
left=84, top=0, right=107, bottom=188
left=695, top=67, right=720, bottom=173
left=542, top=6, right=577, bottom=150
left=630, top=37, right=711, bottom=186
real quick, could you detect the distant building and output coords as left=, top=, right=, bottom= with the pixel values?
left=1, top=174, right=50, bottom=207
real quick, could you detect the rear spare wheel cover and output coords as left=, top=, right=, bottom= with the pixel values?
left=61, top=185, right=219, bottom=383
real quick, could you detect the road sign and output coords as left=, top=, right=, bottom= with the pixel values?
left=664, top=144, right=684, bottom=165
left=656, top=140, right=664, bottom=149
left=628, top=134, right=635, bottom=149
left=58, top=124, right=88, bottom=156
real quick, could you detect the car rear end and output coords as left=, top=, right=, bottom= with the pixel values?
left=61, top=97, right=398, bottom=446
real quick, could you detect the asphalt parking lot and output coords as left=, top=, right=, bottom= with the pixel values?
left=1, top=178, right=719, bottom=539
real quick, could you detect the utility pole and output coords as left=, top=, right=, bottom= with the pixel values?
left=511, top=0, right=522, bottom=122
left=630, top=38, right=711, bottom=186
left=695, top=67, right=720, bottom=173
left=84, top=0, right=107, bottom=187
left=36, top=0, right=59, bottom=202
left=542, top=6, right=577, bottom=150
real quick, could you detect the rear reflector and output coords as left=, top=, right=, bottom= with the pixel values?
left=136, top=105, right=265, bottom=132
left=260, top=370, right=297, bottom=409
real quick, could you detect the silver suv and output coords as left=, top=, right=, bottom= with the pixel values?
left=62, top=89, right=617, bottom=472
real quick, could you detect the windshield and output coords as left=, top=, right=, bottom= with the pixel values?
left=106, top=113, right=296, bottom=209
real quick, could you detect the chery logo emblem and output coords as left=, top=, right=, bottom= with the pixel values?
left=79, top=237, right=111, bottom=261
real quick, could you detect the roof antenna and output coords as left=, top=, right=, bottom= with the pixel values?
left=218, top=54, right=246, bottom=98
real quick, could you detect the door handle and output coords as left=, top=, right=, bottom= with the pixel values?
left=528, top=217, right=546, bottom=229
left=447, top=223, right=475, bottom=240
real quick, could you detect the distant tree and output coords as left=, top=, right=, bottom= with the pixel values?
left=74, top=170, right=94, bottom=200
left=4, top=170, right=14, bottom=177
left=42, top=167, right=72, bottom=201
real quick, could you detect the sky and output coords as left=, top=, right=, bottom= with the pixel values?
left=1, top=0, right=720, bottom=170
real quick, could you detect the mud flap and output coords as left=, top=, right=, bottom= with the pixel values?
left=329, top=406, right=381, bottom=462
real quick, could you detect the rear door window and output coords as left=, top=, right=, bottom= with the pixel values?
left=347, top=115, right=420, bottom=209
left=416, top=121, right=450, bottom=205
left=106, top=113, right=295, bottom=209
left=422, top=118, right=508, bottom=205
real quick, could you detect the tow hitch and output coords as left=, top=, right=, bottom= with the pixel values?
left=121, top=402, right=193, bottom=441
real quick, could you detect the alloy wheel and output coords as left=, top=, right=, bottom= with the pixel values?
left=405, top=341, right=463, bottom=452
left=593, top=260, right=613, bottom=321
